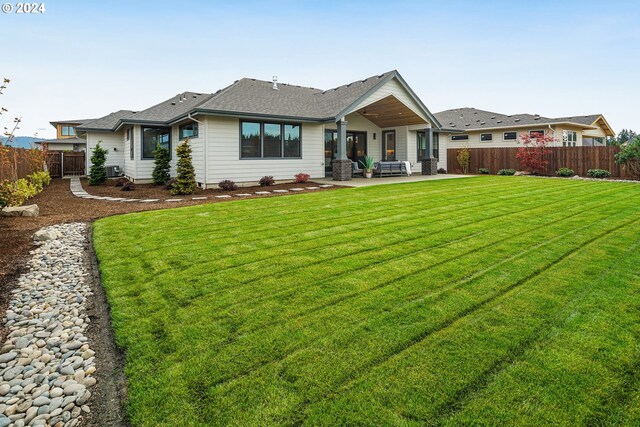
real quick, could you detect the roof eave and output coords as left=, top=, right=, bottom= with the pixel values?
left=439, top=121, right=599, bottom=133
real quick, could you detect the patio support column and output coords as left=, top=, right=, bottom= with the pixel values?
left=421, top=126, right=438, bottom=176
left=333, top=118, right=352, bottom=181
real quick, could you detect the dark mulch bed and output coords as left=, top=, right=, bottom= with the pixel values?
left=80, top=178, right=327, bottom=199
left=0, top=178, right=336, bottom=344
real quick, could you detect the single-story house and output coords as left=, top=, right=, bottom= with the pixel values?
left=73, top=70, right=444, bottom=185
left=436, top=108, right=615, bottom=149
left=35, top=119, right=94, bottom=151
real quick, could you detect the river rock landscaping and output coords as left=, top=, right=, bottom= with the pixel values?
left=0, top=223, right=95, bottom=427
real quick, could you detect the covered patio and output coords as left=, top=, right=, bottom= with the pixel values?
left=317, top=172, right=469, bottom=187
left=327, top=91, right=441, bottom=182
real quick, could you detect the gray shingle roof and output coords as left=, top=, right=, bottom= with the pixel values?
left=35, top=137, right=86, bottom=144
left=434, top=107, right=601, bottom=131
left=76, top=70, right=438, bottom=131
left=76, top=110, right=136, bottom=131
left=49, top=119, right=95, bottom=126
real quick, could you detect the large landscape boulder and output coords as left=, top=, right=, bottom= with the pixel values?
left=33, top=229, right=61, bottom=241
left=0, top=204, right=39, bottom=217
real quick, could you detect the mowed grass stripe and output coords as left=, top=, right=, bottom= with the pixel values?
left=197, top=197, right=640, bottom=426
left=97, top=178, right=587, bottom=284
left=303, top=216, right=640, bottom=426
left=92, top=177, right=640, bottom=426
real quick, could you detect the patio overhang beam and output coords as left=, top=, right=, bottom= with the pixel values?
left=355, top=95, right=427, bottom=128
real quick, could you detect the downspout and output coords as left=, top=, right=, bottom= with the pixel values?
left=548, top=124, right=556, bottom=147
left=187, top=113, right=206, bottom=188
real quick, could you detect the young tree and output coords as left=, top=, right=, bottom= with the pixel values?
left=615, top=136, right=640, bottom=180
left=516, top=131, right=554, bottom=174
left=456, top=144, right=470, bottom=174
left=171, top=138, right=197, bottom=195
left=152, top=140, right=171, bottom=185
left=88, top=142, right=108, bottom=185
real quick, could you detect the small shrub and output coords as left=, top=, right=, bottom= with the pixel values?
left=172, top=139, right=197, bottom=195
left=587, top=169, right=611, bottom=179
left=121, top=182, right=135, bottom=191
left=88, top=142, right=108, bottom=186
left=497, top=169, right=516, bottom=176
left=218, top=180, right=237, bottom=191
left=114, top=177, right=130, bottom=187
left=28, top=171, right=51, bottom=188
left=556, top=167, right=575, bottom=177
left=0, top=178, right=39, bottom=208
left=437, top=168, right=447, bottom=174
left=259, top=176, right=275, bottom=187
left=294, top=173, right=310, bottom=183
left=478, top=168, right=490, bottom=175
left=164, top=178, right=176, bottom=190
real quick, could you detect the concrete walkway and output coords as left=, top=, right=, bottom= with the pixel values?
left=315, top=174, right=470, bottom=187
left=69, top=178, right=333, bottom=203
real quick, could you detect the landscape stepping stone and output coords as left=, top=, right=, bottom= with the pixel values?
left=140, top=199, right=160, bottom=203
left=215, top=195, right=231, bottom=198
left=165, top=199, right=183, bottom=202
left=290, top=188, right=304, bottom=191
left=272, top=189, right=289, bottom=193
left=319, top=184, right=333, bottom=188
left=254, top=191, right=271, bottom=195
left=305, top=187, right=320, bottom=190
left=235, top=193, right=251, bottom=197
left=192, top=197, right=207, bottom=200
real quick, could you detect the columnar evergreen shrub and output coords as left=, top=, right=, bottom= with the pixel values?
left=171, top=138, right=197, bottom=195
left=152, top=141, right=171, bottom=185
left=88, top=142, right=108, bottom=185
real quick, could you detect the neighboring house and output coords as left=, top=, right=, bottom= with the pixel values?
left=436, top=108, right=615, bottom=149
left=73, top=70, right=444, bottom=184
left=36, top=119, right=94, bottom=151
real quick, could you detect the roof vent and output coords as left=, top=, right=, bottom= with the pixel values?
left=497, top=120, right=502, bottom=123
left=514, top=118, right=520, bottom=122
left=534, top=116, right=540, bottom=120
left=465, top=123, right=470, bottom=127
left=272, top=76, right=279, bottom=90
left=480, top=122, right=485, bottom=125
left=171, top=102, right=176, bottom=105
left=490, top=116, right=496, bottom=119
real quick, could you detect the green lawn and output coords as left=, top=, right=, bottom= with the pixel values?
left=93, top=176, right=640, bottom=426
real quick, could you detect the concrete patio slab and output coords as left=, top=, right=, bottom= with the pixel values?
left=315, top=174, right=470, bottom=187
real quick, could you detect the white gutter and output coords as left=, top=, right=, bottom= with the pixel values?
left=186, top=113, right=206, bottom=187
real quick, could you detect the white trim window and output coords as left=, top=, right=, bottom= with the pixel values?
left=480, top=133, right=493, bottom=142
left=562, top=130, right=577, bottom=147
left=451, top=134, right=468, bottom=141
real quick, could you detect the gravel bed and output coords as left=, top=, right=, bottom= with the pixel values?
left=0, top=224, right=95, bottom=427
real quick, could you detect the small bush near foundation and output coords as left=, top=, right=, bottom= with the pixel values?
left=114, top=177, right=130, bottom=187
left=478, top=168, right=490, bottom=174
left=259, top=176, right=275, bottom=186
left=164, top=178, right=176, bottom=190
left=587, top=169, right=611, bottom=179
left=295, top=173, right=310, bottom=183
left=121, top=182, right=135, bottom=191
left=218, top=180, right=237, bottom=191
left=437, top=168, right=447, bottom=174
left=556, top=167, right=575, bottom=177
left=497, top=169, right=516, bottom=176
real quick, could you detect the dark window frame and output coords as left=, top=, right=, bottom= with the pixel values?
left=480, top=133, right=493, bottom=142
left=382, top=130, right=396, bottom=161
left=417, top=131, right=439, bottom=161
left=178, top=122, right=199, bottom=140
left=451, top=134, right=469, bottom=141
left=529, top=129, right=545, bottom=138
left=239, top=120, right=302, bottom=160
left=141, top=126, right=171, bottom=160
left=503, top=131, right=517, bottom=140
left=127, top=128, right=134, bottom=160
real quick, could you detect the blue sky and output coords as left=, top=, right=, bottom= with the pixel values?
left=2, top=0, right=639, bottom=138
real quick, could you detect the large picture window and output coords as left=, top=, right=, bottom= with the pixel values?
left=142, top=127, right=171, bottom=160
left=61, top=125, right=76, bottom=137
left=179, top=122, right=198, bottom=140
left=240, top=121, right=302, bottom=159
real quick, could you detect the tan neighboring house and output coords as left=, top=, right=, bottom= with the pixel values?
left=437, top=108, right=615, bottom=149
left=36, top=119, right=94, bottom=151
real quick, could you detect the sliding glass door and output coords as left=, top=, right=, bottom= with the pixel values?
left=324, top=131, right=367, bottom=175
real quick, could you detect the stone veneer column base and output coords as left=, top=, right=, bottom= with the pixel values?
left=422, top=158, right=438, bottom=176
left=332, top=159, right=353, bottom=181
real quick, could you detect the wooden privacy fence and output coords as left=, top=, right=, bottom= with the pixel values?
left=447, top=146, right=625, bottom=177
left=0, top=147, right=86, bottom=180
left=0, top=146, right=44, bottom=180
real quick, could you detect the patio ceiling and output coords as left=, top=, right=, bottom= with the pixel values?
left=356, top=95, right=427, bottom=128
